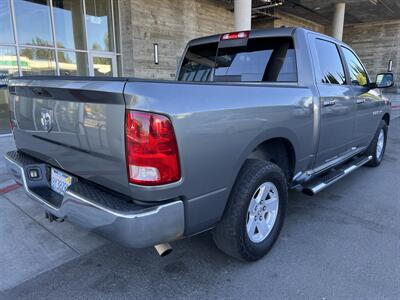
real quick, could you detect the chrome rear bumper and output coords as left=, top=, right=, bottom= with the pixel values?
left=5, top=151, right=184, bottom=248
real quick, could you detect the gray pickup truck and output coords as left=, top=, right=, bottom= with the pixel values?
left=5, top=27, right=394, bottom=261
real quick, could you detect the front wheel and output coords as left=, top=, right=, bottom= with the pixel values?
left=366, top=120, right=388, bottom=167
left=212, top=160, right=288, bottom=261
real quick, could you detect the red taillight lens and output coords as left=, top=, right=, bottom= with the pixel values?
left=125, top=110, right=181, bottom=186
left=220, top=31, right=249, bottom=40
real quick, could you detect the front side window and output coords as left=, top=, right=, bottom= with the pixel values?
left=341, top=47, right=369, bottom=87
left=315, top=39, right=345, bottom=85
left=178, top=37, right=297, bottom=83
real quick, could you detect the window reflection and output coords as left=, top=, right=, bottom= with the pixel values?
left=58, top=51, right=88, bottom=76
left=53, top=0, right=86, bottom=50
left=14, top=0, right=53, bottom=47
left=85, top=0, right=114, bottom=51
left=0, top=0, right=14, bottom=44
left=20, top=48, right=56, bottom=75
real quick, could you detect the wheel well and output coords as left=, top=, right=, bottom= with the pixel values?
left=247, top=138, right=296, bottom=183
left=382, top=113, right=390, bottom=126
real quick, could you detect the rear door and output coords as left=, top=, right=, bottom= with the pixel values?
left=340, top=46, right=380, bottom=147
left=308, top=35, right=356, bottom=166
left=9, top=77, right=130, bottom=195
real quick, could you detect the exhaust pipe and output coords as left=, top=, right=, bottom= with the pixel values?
left=154, top=243, right=173, bottom=257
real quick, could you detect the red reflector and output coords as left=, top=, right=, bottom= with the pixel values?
left=125, top=110, right=181, bottom=186
left=220, top=31, right=249, bottom=40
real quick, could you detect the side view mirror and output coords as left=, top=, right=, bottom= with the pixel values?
left=374, top=72, right=394, bottom=89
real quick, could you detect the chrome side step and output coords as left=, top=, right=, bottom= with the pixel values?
left=302, top=155, right=372, bottom=196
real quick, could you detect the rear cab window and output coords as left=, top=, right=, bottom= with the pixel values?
left=178, top=37, right=297, bottom=83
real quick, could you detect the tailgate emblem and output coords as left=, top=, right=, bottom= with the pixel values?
left=40, top=109, right=53, bottom=132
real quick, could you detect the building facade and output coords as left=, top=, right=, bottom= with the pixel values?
left=0, top=0, right=399, bottom=135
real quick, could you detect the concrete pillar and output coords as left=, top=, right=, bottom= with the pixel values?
left=332, top=3, right=346, bottom=40
left=234, top=0, right=252, bottom=31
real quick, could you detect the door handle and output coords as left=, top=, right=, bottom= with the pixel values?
left=323, top=99, right=336, bottom=107
left=356, top=99, right=366, bottom=104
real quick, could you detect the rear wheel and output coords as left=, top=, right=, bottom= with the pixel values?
left=366, top=120, right=388, bottom=167
left=212, top=160, right=287, bottom=261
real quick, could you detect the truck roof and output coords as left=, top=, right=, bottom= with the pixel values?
left=187, top=27, right=346, bottom=47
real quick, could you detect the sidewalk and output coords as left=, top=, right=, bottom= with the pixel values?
left=0, top=137, right=107, bottom=291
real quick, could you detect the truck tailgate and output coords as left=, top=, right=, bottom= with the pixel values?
left=8, top=77, right=131, bottom=196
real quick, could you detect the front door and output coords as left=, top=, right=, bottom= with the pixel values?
left=340, top=46, right=380, bottom=147
left=89, top=54, right=117, bottom=77
left=309, top=35, right=356, bottom=166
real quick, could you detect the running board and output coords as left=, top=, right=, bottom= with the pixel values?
left=302, top=155, right=372, bottom=196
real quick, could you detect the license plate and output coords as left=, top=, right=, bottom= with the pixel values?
left=51, top=168, right=73, bottom=196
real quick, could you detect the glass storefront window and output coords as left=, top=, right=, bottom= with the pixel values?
left=0, top=47, right=19, bottom=78
left=53, top=0, right=86, bottom=50
left=14, top=0, right=53, bottom=47
left=58, top=51, right=88, bottom=76
left=85, top=0, right=114, bottom=51
left=92, top=56, right=113, bottom=77
left=0, top=0, right=121, bottom=135
left=0, top=0, right=15, bottom=44
left=0, top=46, right=18, bottom=134
left=19, top=48, right=56, bottom=75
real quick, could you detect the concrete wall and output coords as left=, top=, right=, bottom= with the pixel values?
left=119, top=0, right=234, bottom=79
left=274, top=12, right=325, bottom=33
left=253, top=11, right=325, bottom=33
left=343, top=21, right=400, bottom=91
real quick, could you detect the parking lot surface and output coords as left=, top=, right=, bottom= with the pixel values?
left=0, top=116, right=399, bottom=300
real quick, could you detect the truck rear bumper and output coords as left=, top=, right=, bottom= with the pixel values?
left=4, top=150, right=185, bottom=248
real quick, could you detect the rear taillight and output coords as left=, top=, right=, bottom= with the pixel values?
left=125, top=110, right=181, bottom=186
left=220, top=31, right=249, bottom=40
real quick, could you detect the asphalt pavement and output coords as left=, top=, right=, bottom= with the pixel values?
left=1, top=117, right=399, bottom=300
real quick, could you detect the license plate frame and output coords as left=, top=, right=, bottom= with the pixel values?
left=50, top=168, right=73, bottom=196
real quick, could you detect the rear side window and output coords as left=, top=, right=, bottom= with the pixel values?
left=315, top=39, right=346, bottom=85
left=178, top=37, right=297, bottom=83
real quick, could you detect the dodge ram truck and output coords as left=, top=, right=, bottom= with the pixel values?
left=5, top=27, right=394, bottom=261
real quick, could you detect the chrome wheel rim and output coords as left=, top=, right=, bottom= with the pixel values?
left=246, top=182, right=279, bottom=243
left=376, top=129, right=385, bottom=160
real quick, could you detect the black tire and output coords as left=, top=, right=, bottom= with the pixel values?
left=366, top=120, right=388, bottom=167
left=212, top=160, right=288, bottom=261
